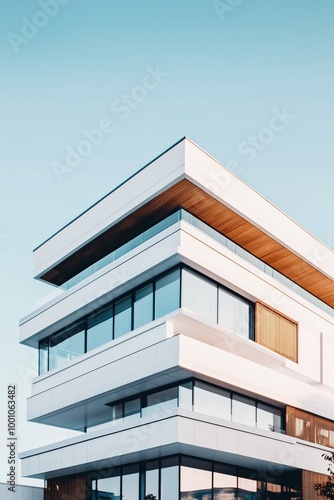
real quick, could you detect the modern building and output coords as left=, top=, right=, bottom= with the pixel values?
left=19, top=138, right=334, bottom=499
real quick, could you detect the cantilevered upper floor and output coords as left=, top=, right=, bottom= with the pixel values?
left=32, top=137, right=334, bottom=308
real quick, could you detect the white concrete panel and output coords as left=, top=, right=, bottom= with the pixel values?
left=20, top=413, right=331, bottom=479
left=33, top=139, right=186, bottom=278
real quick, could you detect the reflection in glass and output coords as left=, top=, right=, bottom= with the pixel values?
left=39, top=339, right=48, bottom=375
left=111, top=403, right=123, bottom=421
left=194, top=381, right=231, bottom=421
left=124, top=398, right=141, bottom=419
left=179, top=381, right=193, bottom=411
left=257, top=403, right=282, bottom=433
left=145, top=464, right=159, bottom=499
left=213, top=472, right=237, bottom=500
left=180, top=466, right=212, bottom=499
left=122, top=471, right=139, bottom=500
left=218, top=288, right=251, bottom=339
left=114, top=296, right=132, bottom=338
left=49, top=323, right=85, bottom=371
left=97, top=475, right=120, bottom=500
left=134, top=284, right=153, bottom=329
left=238, top=477, right=257, bottom=499
left=182, top=268, right=217, bottom=322
left=155, top=269, right=180, bottom=318
left=87, top=307, right=113, bottom=352
left=161, top=466, right=179, bottom=500
left=232, top=394, right=256, bottom=427
left=143, top=387, right=178, bottom=417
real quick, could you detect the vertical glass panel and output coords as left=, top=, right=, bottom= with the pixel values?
left=39, top=339, right=49, bottom=374
left=134, top=284, right=153, bottom=329
left=124, top=398, right=141, bottom=419
left=114, top=295, right=132, bottom=338
left=161, top=466, right=179, bottom=500
left=110, top=403, right=123, bottom=421
left=179, top=381, right=193, bottom=411
left=87, top=306, right=113, bottom=351
left=97, top=476, right=120, bottom=499
left=182, top=268, right=217, bottom=323
left=122, top=471, right=139, bottom=500
left=155, top=269, right=180, bottom=318
left=194, top=381, right=231, bottom=421
left=143, top=387, right=178, bottom=417
left=180, top=466, right=212, bottom=499
left=49, top=323, right=85, bottom=371
left=232, top=395, right=256, bottom=427
left=145, top=465, right=159, bottom=500
left=257, top=403, right=282, bottom=433
left=218, top=288, right=251, bottom=339
left=237, top=478, right=257, bottom=499
left=213, top=472, right=237, bottom=500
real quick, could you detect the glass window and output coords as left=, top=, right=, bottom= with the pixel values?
left=194, top=381, right=231, bottom=421
left=114, top=295, right=132, bottom=338
left=232, top=394, right=256, bottom=427
left=179, top=381, right=193, bottom=411
left=213, top=472, right=237, bottom=500
left=124, top=398, right=141, bottom=419
left=134, top=284, right=153, bottom=329
left=161, top=465, right=179, bottom=500
left=180, top=466, right=212, bottom=499
left=155, top=269, right=180, bottom=318
left=39, top=339, right=49, bottom=375
left=87, top=306, right=113, bottom=352
left=182, top=268, right=217, bottom=323
left=218, top=288, right=251, bottom=339
left=97, top=475, right=120, bottom=499
left=49, top=323, right=85, bottom=371
left=122, top=469, right=139, bottom=500
left=145, top=463, right=159, bottom=500
left=143, top=387, right=178, bottom=417
left=257, top=403, right=282, bottom=433
left=238, top=477, right=257, bottom=499
left=110, top=403, right=123, bottom=421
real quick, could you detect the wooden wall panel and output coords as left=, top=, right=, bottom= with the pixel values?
left=286, top=406, right=334, bottom=448
left=255, top=302, right=298, bottom=362
left=302, top=470, right=328, bottom=500
left=45, top=475, right=87, bottom=500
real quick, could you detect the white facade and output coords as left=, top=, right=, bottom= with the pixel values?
left=20, top=138, right=334, bottom=499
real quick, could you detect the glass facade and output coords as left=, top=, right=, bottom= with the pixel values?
left=182, top=268, right=217, bottom=323
left=218, top=288, right=252, bottom=339
left=48, top=322, right=85, bottom=371
left=91, top=456, right=301, bottom=499
left=39, top=265, right=254, bottom=374
left=87, top=307, right=113, bottom=352
left=39, top=268, right=181, bottom=374
left=60, top=208, right=332, bottom=317
left=100, top=379, right=284, bottom=435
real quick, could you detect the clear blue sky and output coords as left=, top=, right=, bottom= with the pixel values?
left=0, top=0, right=333, bottom=486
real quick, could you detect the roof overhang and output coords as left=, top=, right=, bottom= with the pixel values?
left=34, top=138, right=334, bottom=308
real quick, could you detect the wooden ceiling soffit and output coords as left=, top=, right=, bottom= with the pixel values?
left=40, top=179, right=334, bottom=308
